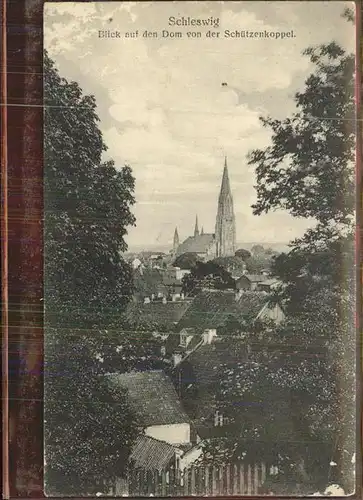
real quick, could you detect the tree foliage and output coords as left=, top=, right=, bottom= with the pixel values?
left=44, top=51, right=140, bottom=494
left=182, top=261, right=235, bottom=296
left=248, top=41, right=355, bottom=250
left=173, top=252, right=201, bottom=270
left=211, top=255, right=246, bottom=276
left=44, top=329, right=139, bottom=495
left=245, top=254, right=272, bottom=274
left=251, top=244, right=265, bottom=256
left=205, top=31, right=356, bottom=494
left=235, top=248, right=252, bottom=261
left=206, top=286, right=355, bottom=487
left=44, top=51, right=136, bottom=329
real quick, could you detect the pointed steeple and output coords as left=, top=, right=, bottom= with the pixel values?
left=201, top=226, right=204, bottom=235
left=173, top=226, right=179, bottom=254
left=215, top=156, right=236, bottom=257
left=194, top=215, right=199, bottom=237
left=220, top=156, right=230, bottom=197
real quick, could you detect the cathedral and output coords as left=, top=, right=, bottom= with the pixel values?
left=173, top=157, right=236, bottom=260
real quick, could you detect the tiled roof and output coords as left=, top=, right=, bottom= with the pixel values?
left=240, top=274, right=267, bottom=283
left=177, top=289, right=269, bottom=331
left=133, top=267, right=167, bottom=298
left=125, top=300, right=192, bottom=328
left=177, top=234, right=215, bottom=255
left=178, top=340, right=249, bottom=387
left=162, top=275, right=184, bottom=288
left=106, top=371, right=190, bottom=426
left=260, top=278, right=280, bottom=286
left=129, top=435, right=176, bottom=471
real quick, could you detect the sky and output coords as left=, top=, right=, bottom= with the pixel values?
left=44, top=1, right=355, bottom=251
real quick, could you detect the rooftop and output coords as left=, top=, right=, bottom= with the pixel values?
left=129, top=435, right=177, bottom=471
left=125, top=300, right=192, bottom=328
left=239, top=274, right=267, bottom=283
left=106, top=370, right=190, bottom=427
left=133, top=267, right=168, bottom=298
left=177, top=233, right=215, bottom=255
left=177, top=340, right=249, bottom=387
left=177, top=289, right=270, bottom=331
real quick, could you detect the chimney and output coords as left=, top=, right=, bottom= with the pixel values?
left=202, top=329, right=217, bottom=345
left=173, top=352, right=182, bottom=366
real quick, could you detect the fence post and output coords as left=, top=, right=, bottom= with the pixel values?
left=135, top=469, right=140, bottom=497
left=196, top=466, right=201, bottom=496
left=205, top=465, right=210, bottom=496
left=175, top=467, right=181, bottom=496
left=183, top=468, right=189, bottom=496
left=190, top=466, right=196, bottom=495
left=169, top=467, right=176, bottom=497
left=261, top=462, right=266, bottom=487
left=253, top=463, right=259, bottom=494
left=161, top=469, right=167, bottom=496
left=220, top=464, right=224, bottom=495
left=154, top=470, right=159, bottom=497
left=238, top=462, right=245, bottom=495
left=226, top=464, right=231, bottom=495
left=247, top=464, right=252, bottom=495
left=212, top=466, right=217, bottom=495
left=232, top=464, right=238, bottom=495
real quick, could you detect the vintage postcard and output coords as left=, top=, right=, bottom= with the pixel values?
left=43, top=1, right=357, bottom=496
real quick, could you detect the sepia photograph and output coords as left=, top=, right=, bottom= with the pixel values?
left=43, top=1, right=357, bottom=496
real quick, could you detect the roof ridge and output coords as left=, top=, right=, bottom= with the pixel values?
left=107, top=369, right=165, bottom=377
left=138, top=434, right=178, bottom=448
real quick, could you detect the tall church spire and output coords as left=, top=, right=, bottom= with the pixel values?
left=215, top=157, right=236, bottom=257
left=173, top=226, right=179, bottom=255
left=194, top=215, right=199, bottom=237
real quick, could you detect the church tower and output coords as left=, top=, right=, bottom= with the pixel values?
left=215, top=157, right=236, bottom=257
left=194, top=215, right=199, bottom=237
left=173, top=227, right=179, bottom=255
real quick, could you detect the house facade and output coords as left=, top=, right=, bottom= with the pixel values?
left=236, top=274, right=267, bottom=291
left=106, top=371, right=192, bottom=445
left=106, top=370, right=203, bottom=495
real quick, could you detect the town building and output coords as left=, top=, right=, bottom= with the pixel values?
left=107, top=371, right=203, bottom=495
left=235, top=274, right=268, bottom=291
left=174, top=157, right=236, bottom=260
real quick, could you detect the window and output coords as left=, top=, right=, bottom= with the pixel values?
left=180, top=334, right=187, bottom=347
left=214, top=410, right=224, bottom=427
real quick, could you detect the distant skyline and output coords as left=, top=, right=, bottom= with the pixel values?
left=45, top=1, right=355, bottom=249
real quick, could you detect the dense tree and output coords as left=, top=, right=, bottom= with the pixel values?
left=248, top=40, right=354, bottom=251
left=173, top=252, right=201, bottom=270
left=235, top=248, right=252, bottom=261
left=44, top=329, right=139, bottom=495
left=182, top=261, right=235, bottom=296
left=44, top=51, right=136, bottom=329
left=44, top=51, right=140, bottom=494
left=202, top=286, right=355, bottom=491
left=211, top=255, right=246, bottom=276
left=245, top=254, right=272, bottom=274
left=251, top=244, right=265, bottom=256
left=205, top=20, right=356, bottom=494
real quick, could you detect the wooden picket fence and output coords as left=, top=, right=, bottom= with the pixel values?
left=114, top=462, right=268, bottom=496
